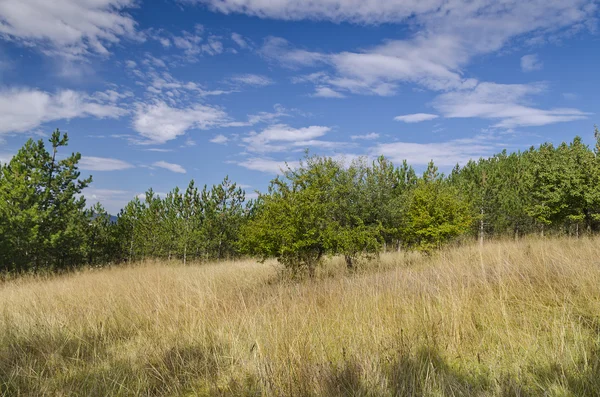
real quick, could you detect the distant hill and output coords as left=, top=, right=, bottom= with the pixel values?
left=91, top=213, right=118, bottom=223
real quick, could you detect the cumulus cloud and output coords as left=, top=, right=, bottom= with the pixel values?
left=153, top=160, right=187, bottom=173
left=0, top=88, right=127, bottom=135
left=242, top=124, right=331, bottom=153
left=521, top=54, right=543, bottom=72
left=0, top=0, right=139, bottom=58
left=79, top=156, right=134, bottom=171
left=132, top=101, right=229, bottom=144
left=210, top=134, right=229, bottom=144
left=394, top=113, right=439, bottom=123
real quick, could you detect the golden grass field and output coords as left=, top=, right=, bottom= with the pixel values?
left=1, top=237, right=600, bottom=396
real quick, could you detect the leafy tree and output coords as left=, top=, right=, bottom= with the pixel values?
left=241, top=156, right=381, bottom=276
left=401, top=161, right=472, bottom=252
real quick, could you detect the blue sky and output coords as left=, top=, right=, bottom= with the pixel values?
left=0, top=0, right=599, bottom=213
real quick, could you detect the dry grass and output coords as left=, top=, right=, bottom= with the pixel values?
left=2, top=237, right=600, bottom=396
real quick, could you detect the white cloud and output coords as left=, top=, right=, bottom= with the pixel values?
left=223, top=104, right=290, bottom=127
left=394, top=113, right=439, bottom=123
left=231, top=32, right=249, bottom=48
left=563, top=93, right=579, bottom=100
left=0, top=88, right=127, bottom=135
left=0, top=152, right=13, bottom=165
left=229, top=74, right=274, bottom=86
left=190, top=0, right=596, bottom=28
left=83, top=188, right=135, bottom=214
left=153, top=160, right=187, bottom=174
left=144, top=71, right=231, bottom=100
left=521, top=54, right=543, bottom=72
left=79, top=156, right=134, bottom=171
left=351, top=132, right=379, bottom=140
left=260, top=36, right=328, bottom=68
left=433, top=82, right=589, bottom=128
left=242, top=124, right=331, bottom=153
left=143, top=148, right=173, bottom=152
left=245, top=191, right=260, bottom=200
left=146, top=25, right=229, bottom=62
left=254, top=1, right=595, bottom=96
left=210, top=134, right=229, bottom=144
left=0, top=0, right=138, bottom=58
left=371, top=137, right=495, bottom=167
left=236, top=157, right=299, bottom=173
left=313, top=86, right=345, bottom=98
left=132, top=101, right=229, bottom=144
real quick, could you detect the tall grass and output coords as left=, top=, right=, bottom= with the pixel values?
left=1, top=237, right=600, bottom=396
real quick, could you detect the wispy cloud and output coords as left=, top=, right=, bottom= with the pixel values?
left=351, top=132, right=379, bottom=140
left=228, top=74, right=274, bottom=86
left=433, top=82, right=589, bottom=128
left=521, top=54, right=543, bottom=72
left=313, top=86, right=345, bottom=98
left=394, top=113, right=439, bottom=123
left=371, top=135, right=498, bottom=167
left=79, top=157, right=135, bottom=171
left=153, top=160, right=187, bottom=174
left=235, top=157, right=299, bottom=174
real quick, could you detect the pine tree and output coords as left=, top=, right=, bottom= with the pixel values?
left=0, top=129, right=91, bottom=271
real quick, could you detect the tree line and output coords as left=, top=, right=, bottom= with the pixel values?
left=1, top=128, right=600, bottom=274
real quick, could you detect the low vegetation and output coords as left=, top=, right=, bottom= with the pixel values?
left=2, top=237, right=600, bottom=396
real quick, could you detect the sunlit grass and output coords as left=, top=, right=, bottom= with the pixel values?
left=2, top=237, right=600, bottom=396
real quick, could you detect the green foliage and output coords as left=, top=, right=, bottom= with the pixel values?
left=3, top=126, right=600, bottom=275
left=401, top=162, right=472, bottom=252
left=0, top=130, right=91, bottom=272
left=241, top=156, right=382, bottom=276
left=115, top=176, right=246, bottom=264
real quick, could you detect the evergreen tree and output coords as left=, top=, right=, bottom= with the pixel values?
left=0, top=129, right=91, bottom=271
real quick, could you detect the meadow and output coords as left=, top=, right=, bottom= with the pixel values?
left=1, top=237, right=600, bottom=396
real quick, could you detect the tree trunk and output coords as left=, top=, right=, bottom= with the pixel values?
left=129, top=238, right=134, bottom=264
left=308, top=263, right=316, bottom=279
left=479, top=208, right=484, bottom=246
left=345, top=255, right=353, bottom=270
left=183, top=243, right=187, bottom=265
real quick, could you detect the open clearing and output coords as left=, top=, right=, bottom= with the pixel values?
left=2, top=237, right=600, bottom=396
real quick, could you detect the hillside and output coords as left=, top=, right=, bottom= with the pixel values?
left=2, top=237, right=599, bottom=396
